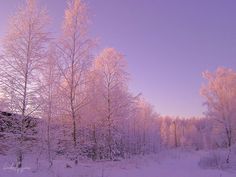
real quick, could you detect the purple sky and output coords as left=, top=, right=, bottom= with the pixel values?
left=0, top=0, right=236, bottom=117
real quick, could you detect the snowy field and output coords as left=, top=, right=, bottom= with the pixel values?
left=0, top=151, right=235, bottom=177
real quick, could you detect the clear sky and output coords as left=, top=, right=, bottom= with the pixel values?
left=0, top=0, right=236, bottom=117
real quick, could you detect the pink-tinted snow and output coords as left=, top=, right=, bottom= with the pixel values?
left=0, top=151, right=235, bottom=177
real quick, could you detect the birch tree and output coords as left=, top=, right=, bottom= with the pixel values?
left=41, top=46, right=60, bottom=167
left=0, top=0, right=50, bottom=168
left=93, top=48, right=129, bottom=159
left=201, top=67, right=236, bottom=163
left=56, top=0, right=94, bottom=164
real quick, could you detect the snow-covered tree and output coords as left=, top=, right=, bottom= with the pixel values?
left=93, top=48, right=129, bottom=159
left=56, top=0, right=94, bottom=164
left=201, top=67, right=236, bottom=162
left=40, top=46, right=61, bottom=167
left=0, top=0, right=50, bottom=168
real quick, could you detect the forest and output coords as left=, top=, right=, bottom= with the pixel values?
left=0, top=0, right=236, bottom=177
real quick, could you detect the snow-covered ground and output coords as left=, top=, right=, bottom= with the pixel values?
left=0, top=151, right=235, bottom=177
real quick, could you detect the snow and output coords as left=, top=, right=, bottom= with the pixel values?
left=0, top=151, right=235, bottom=177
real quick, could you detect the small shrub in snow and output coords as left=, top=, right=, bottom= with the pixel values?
left=66, top=164, right=72, bottom=168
